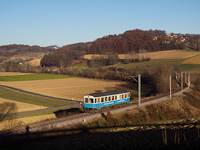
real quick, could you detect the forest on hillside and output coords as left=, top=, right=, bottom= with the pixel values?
left=87, top=29, right=183, bottom=54
left=41, top=29, right=200, bottom=67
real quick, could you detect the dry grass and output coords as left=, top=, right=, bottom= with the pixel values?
left=25, top=58, right=41, bottom=66
left=0, top=98, right=47, bottom=113
left=145, top=50, right=200, bottom=59
left=0, top=114, right=55, bottom=130
left=9, top=52, right=45, bottom=61
left=0, top=78, right=127, bottom=101
left=84, top=50, right=200, bottom=60
left=83, top=54, right=108, bottom=60
left=182, top=55, right=200, bottom=64
left=0, top=72, right=32, bottom=76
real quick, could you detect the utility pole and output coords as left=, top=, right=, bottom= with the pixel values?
left=181, top=72, right=183, bottom=93
left=170, top=75, right=172, bottom=99
left=188, top=72, right=191, bottom=88
left=128, top=74, right=141, bottom=107
left=138, top=74, right=141, bottom=107
left=184, top=72, right=187, bottom=83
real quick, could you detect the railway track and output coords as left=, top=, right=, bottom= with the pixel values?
left=0, top=84, right=189, bottom=135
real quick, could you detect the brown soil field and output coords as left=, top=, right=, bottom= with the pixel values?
left=0, top=72, right=32, bottom=76
left=0, top=78, right=127, bottom=101
left=84, top=50, right=200, bottom=60
left=0, top=98, right=47, bottom=113
left=182, top=54, right=200, bottom=64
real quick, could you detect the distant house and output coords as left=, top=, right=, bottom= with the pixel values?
left=153, top=36, right=157, bottom=40
left=166, top=33, right=178, bottom=38
left=52, top=47, right=59, bottom=50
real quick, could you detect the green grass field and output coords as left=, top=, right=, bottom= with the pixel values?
left=115, top=59, right=184, bottom=70
left=115, top=58, right=200, bottom=71
left=0, top=86, right=75, bottom=108
left=180, top=64, right=200, bottom=70
left=0, top=73, right=75, bottom=81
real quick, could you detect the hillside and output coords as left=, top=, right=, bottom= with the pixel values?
left=40, top=29, right=200, bottom=68
left=0, top=44, right=53, bottom=64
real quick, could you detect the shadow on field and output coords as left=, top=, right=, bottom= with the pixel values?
left=0, top=102, right=17, bottom=118
left=0, top=102, right=25, bottom=130
left=1, top=122, right=200, bottom=150
left=54, top=108, right=84, bottom=118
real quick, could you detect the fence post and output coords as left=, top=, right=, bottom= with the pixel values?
left=138, top=74, right=141, bottom=107
left=170, top=75, right=172, bottom=99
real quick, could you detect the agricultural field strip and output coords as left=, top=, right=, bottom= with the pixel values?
left=182, top=54, right=200, bottom=64
left=0, top=78, right=125, bottom=101
left=0, top=73, right=75, bottom=81
left=0, top=72, right=32, bottom=76
left=4, top=86, right=189, bottom=134
left=84, top=50, right=200, bottom=60
left=0, top=84, right=80, bottom=103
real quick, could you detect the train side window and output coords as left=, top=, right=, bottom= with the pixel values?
left=105, top=97, right=108, bottom=102
left=115, top=96, right=117, bottom=100
left=98, top=98, right=100, bottom=103
left=101, top=97, right=104, bottom=103
left=95, top=98, right=97, bottom=103
left=125, top=94, right=127, bottom=98
left=90, top=98, right=94, bottom=103
left=119, top=95, right=122, bottom=99
left=85, top=98, right=88, bottom=103
left=109, top=96, right=111, bottom=101
left=122, top=94, right=124, bottom=99
left=112, top=96, right=114, bottom=100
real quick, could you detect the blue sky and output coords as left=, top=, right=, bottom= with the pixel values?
left=0, top=0, right=200, bottom=47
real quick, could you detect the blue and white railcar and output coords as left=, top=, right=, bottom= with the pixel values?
left=83, top=90, right=131, bottom=110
